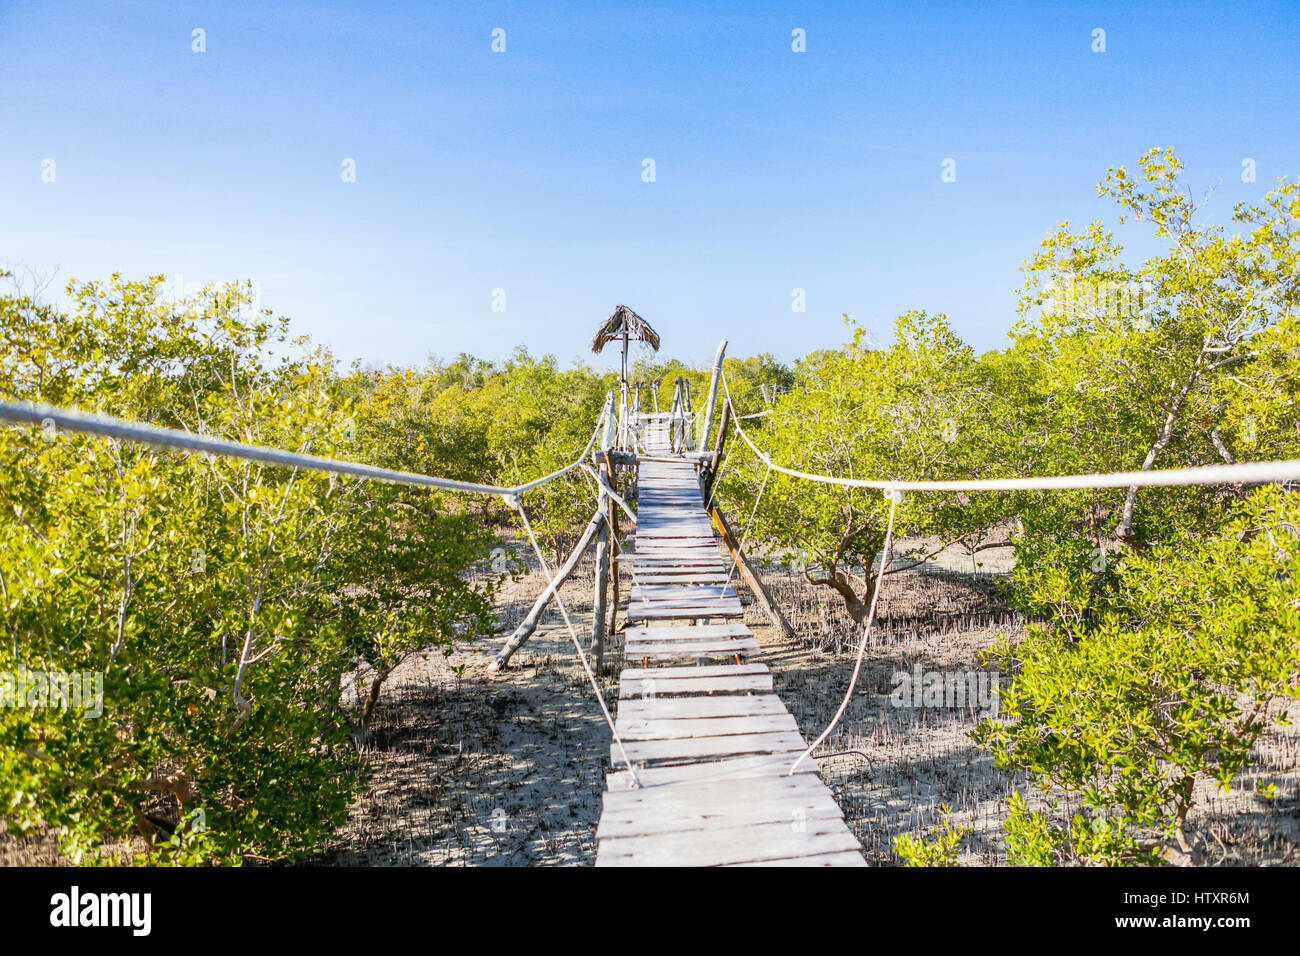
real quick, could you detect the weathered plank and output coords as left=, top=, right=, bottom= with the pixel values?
left=725, top=850, right=868, bottom=867
left=614, top=713, right=799, bottom=741
left=620, top=662, right=766, bottom=679
left=627, top=604, right=744, bottom=621
left=617, top=693, right=786, bottom=721
left=620, top=673, right=773, bottom=698
left=622, top=624, right=753, bottom=642
left=623, top=638, right=760, bottom=659
left=596, top=774, right=843, bottom=839
left=611, top=729, right=807, bottom=765
left=630, top=585, right=738, bottom=602
left=596, top=817, right=861, bottom=867
left=633, top=572, right=731, bottom=584
left=606, top=752, right=816, bottom=789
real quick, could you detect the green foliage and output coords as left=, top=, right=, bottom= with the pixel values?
left=976, top=486, right=1300, bottom=864
left=725, top=311, right=1008, bottom=621
left=342, top=348, right=616, bottom=560
left=0, top=273, right=498, bottom=863
left=894, top=804, right=971, bottom=866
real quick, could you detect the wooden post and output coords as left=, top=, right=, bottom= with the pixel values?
left=591, top=515, right=609, bottom=667
left=603, top=450, right=620, bottom=636
left=701, top=398, right=732, bottom=501
left=704, top=495, right=794, bottom=640
left=490, top=509, right=606, bottom=670
left=699, top=339, right=728, bottom=452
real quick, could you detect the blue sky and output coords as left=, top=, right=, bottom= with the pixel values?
left=2, top=1, right=1297, bottom=371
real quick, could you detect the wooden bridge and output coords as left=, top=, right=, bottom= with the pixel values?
left=593, top=409, right=865, bottom=866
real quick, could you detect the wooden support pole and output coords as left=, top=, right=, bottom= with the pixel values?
left=704, top=496, right=795, bottom=641
left=603, top=451, right=620, bottom=637
left=701, top=398, right=733, bottom=502
left=489, top=509, right=606, bottom=670
left=591, top=515, right=609, bottom=667
left=699, top=339, right=728, bottom=452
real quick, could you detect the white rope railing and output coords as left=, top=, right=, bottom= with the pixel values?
left=0, top=401, right=602, bottom=498
left=510, top=500, right=641, bottom=788
left=715, top=366, right=1300, bottom=779
left=719, top=371, right=1300, bottom=494
left=0, top=395, right=642, bottom=784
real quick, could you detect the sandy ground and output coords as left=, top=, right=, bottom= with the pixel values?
left=316, top=550, right=620, bottom=866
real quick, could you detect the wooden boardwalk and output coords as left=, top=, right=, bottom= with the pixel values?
left=594, top=419, right=865, bottom=866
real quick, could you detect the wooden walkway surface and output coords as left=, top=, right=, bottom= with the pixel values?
left=595, top=420, right=865, bottom=866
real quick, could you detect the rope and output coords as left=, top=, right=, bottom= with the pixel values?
left=0, top=401, right=601, bottom=499
left=711, top=365, right=1300, bottom=776
left=788, top=492, right=899, bottom=775
left=717, top=372, right=1300, bottom=493
left=510, top=499, right=641, bottom=789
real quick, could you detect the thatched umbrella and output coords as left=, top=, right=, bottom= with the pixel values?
left=590, top=304, right=659, bottom=388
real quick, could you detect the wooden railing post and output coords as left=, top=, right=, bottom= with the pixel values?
left=699, top=339, right=728, bottom=452
left=603, top=449, right=620, bottom=639
left=590, top=443, right=616, bottom=667
left=701, top=398, right=732, bottom=501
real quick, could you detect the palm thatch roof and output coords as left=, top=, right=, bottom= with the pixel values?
left=590, top=304, right=660, bottom=354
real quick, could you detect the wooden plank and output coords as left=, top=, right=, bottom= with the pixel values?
left=627, top=596, right=742, bottom=608
left=622, top=624, right=753, bottom=642
left=596, top=817, right=861, bottom=867
left=607, top=752, right=816, bottom=789
left=627, top=605, right=743, bottom=621
left=620, top=674, right=773, bottom=698
left=614, top=713, right=799, bottom=740
left=627, top=556, right=727, bottom=565
left=620, top=662, right=767, bottom=680
left=627, top=605, right=742, bottom=617
left=597, top=775, right=843, bottom=839
left=635, top=521, right=711, bottom=529
left=598, top=448, right=865, bottom=867
left=631, top=538, right=722, bottom=546
left=623, top=635, right=757, bottom=650
left=611, top=730, right=807, bottom=765
left=635, top=520, right=712, bottom=528
left=630, top=585, right=738, bottom=602
left=632, top=541, right=718, bottom=547
left=618, top=693, right=786, bottom=721
left=632, top=541, right=720, bottom=549
left=626, top=605, right=744, bottom=617
left=633, top=572, right=730, bottom=584
left=725, top=850, right=867, bottom=867
left=622, top=639, right=760, bottom=659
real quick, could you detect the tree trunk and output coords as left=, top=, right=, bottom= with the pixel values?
left=1114, top=357, right=1205, bottom=543
left=808, top=567, right=869, bottom=624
